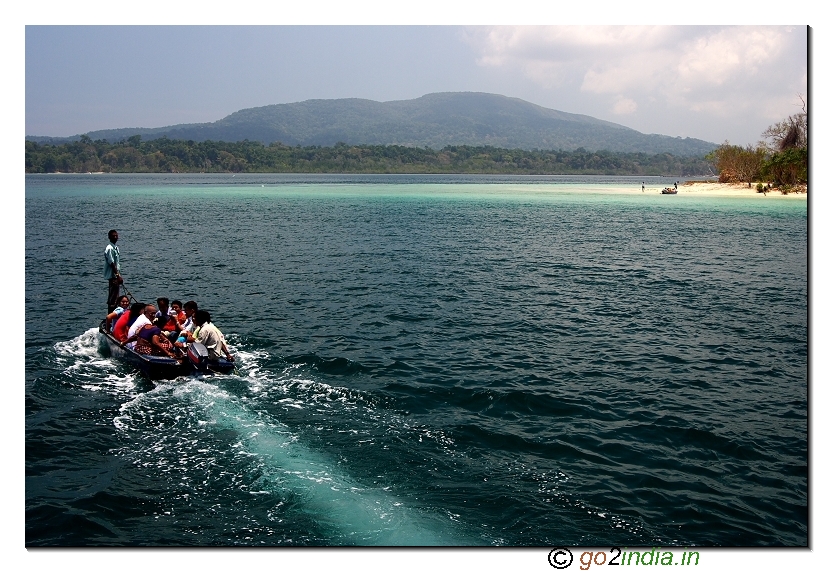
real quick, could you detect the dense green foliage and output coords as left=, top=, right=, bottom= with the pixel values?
left=25, top=137, right=713, bottom=176
left=761, top=147, right=807, bottom=187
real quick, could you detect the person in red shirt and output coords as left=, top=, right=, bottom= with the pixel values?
left=170, top=300, right=187, bottom=327
left=113, top=303, right=146, bottom=343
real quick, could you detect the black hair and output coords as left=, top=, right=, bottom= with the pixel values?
left=157, top=297, right=169, bottom=305
left=183, top=300, right=198, bottom=311
left=171, top=299, right=182, bottom=307
left=118, top=295, right=129, bottom=304
left=194, top=310, right=212, bottom=325
left=129, top=303, right=146, bottom=318
left=108, top=229, right=118, bottom=238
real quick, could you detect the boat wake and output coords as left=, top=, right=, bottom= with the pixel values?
left=53, top=328, right=476, bottom=545
left=53, top=327, right=142, bottom=397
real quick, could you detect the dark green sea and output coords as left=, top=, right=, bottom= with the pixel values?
left=24, top=174, right=807, bottom=548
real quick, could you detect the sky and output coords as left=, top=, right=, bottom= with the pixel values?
left=24, top=23, right=808, bottom=146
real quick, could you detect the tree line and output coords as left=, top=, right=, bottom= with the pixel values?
left=707, top=97, right=808, bottom=191
left=25, top=136, right=714, bottom=176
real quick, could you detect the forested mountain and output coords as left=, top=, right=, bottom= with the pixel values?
left=27, top=92, right=717, bottom=156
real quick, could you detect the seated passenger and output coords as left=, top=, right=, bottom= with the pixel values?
left=154, top=297, right=181, bottom=340
left=180, top=300, right=198, bottom=335
left=125, top=304, right=156, bottom=349
left=171, top=300, right=186, bottom=326
left=184, top=310, right=234, bottom=361
left=105, top=295, right=130, bottom=332
left=134, top=323, right=179, bottom=358
left=113, top=302, right=146, bottom=343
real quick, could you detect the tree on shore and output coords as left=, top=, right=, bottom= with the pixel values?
left=708, top=143, right=766, bottom=186
left=709, top=95, right=807, bottom=189
left=762, top=96, right=807, bottom=152
left=761, top=96, right=807, bottom=186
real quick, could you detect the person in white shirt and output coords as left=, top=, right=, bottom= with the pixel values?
left=184, top=310, right=234, bottom=361
left=124, top=304, right=156, bottom=349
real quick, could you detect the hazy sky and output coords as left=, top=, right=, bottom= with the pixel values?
left=25, top=24, right=807, bottom=146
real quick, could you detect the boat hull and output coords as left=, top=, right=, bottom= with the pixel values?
left=98, top=321, right=234, bottom=380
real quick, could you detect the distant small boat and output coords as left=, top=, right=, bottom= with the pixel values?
left=661, top=188, right=678, bottom=194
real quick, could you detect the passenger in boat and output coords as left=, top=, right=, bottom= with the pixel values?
left=133, top=323, right=179, bottom=358
left=173, top=300, right=199, bottom=349
left=113, top=302, right=146, bottom=343
left=180, top=300, right=198, bottom=334
left=126, top=304, right=156, bottom=349
left=154, top=297, right=182, bottom=340
left=172, top=301, right=199, bottom=348
left=168, top=300, right=187, bottom=345
left=184, top=310, right=234, bottom=361
left=171, top=300, right=186, bottom=326
left=105, top=295, right=130, bottom=332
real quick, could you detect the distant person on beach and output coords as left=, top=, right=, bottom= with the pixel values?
left=104, top=230, right=122, bottom=313
left=674, top=181, right=678, bottom=190
left=642, top=182, right=645, bottom=192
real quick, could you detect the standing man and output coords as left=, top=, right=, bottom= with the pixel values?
left=105, top=229, right=123, bottom=313
left=641, top=182, right=645, bottom=192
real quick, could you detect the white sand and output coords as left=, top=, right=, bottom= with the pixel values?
left=659, top=181, right=806, bottom=198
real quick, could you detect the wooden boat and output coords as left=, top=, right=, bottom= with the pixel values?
left=661, top=187, right=678, bottom=194
left=98, top=320, right=235, bottom=380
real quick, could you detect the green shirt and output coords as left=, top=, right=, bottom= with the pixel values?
left=104, top=242, right=120, bottom=279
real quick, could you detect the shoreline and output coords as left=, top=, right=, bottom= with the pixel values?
left=26, top=173, right=808, bottom=198
left=615, top=181, right=807, bottom=198
left=678, top=181, right=806, bottom=198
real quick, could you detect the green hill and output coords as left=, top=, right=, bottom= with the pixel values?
left=27, top=92, right=717, bottom=156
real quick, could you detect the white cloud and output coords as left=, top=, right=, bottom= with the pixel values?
left=672, top=28, right=787, bottom=90
left=466, top=25, right=675, bottom=89
left=468, top=26, right=796, bottom=91
left=464, top=25, right=807, bottom=137
left=612, top=97, right=637, bottom=115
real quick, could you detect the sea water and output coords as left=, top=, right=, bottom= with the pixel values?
left=24, top=174, right=807, bottom=546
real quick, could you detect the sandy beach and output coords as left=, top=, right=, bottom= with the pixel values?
left=640, top=180, right=808, bottom=198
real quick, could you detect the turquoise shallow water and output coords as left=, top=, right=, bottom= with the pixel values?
left=25, top=174, right=807, bottom=546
